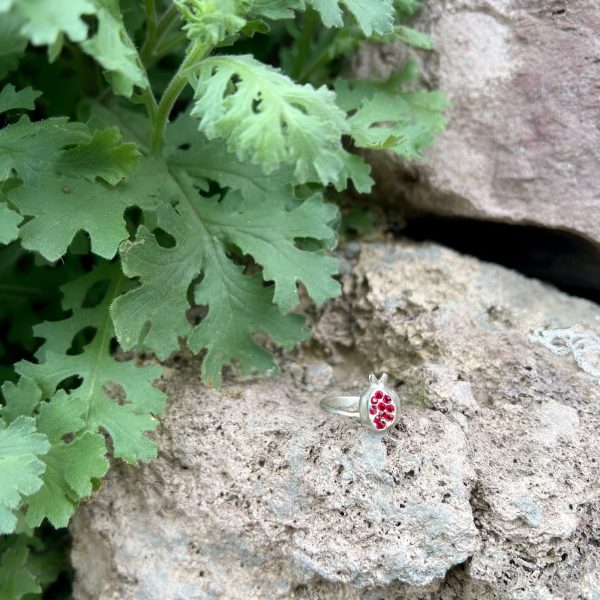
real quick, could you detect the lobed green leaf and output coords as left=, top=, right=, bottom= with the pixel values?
left=0, top=202, right=22, bottom=246
left=188, top=54, right=349, bottom=184
left=0, top=117, right=161, bottom=261
left=0, top=0, right=95, bottom=45
left=17, top=264, right=165, bottom=464
left=0, top=536, right=40, bottom=600
left=110, top=172, right=330, bottom=385
left=0, top=14, right=27, bottom=78
left=80, top=0, right=149, bottom=97
left=0, top=532, right=67, bottom=600
left=23, top=392, right=109, bottom=528
left=309, top=0, right=394, bottom=36
left=336, top=77, right=449, bottom=159
left=0, top=84, right=40, bottom=113
left=0, top=416, right=49, bottom=534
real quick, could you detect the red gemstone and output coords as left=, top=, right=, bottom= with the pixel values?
left=376, top=421, right=385, bottom=430
left=385, top=404, right=395, bottom=413
left=370, top=396, right=377, bottom=404
left=378, top=401, right=387, bottom=411
left=383, top=394, right=392, bottom=403
left=383, top=412, right=394, bottom=421
left=374, top=390, right=383, bottom=400
left=369, top=406, right=377, bottom=415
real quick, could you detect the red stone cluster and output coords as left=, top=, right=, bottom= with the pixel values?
left=369, top=389, right=395, bottom=430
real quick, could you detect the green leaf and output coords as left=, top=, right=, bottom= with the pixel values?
left=0, top=202, right=22, bottom=245
left=0, top=377, right=42, bottom=423
left=0, top=531, right=67, bottom=600
left=0, top=118, right=156, bottom=261
left=175, top=0, right=246, bottom=46
left=165, top=113, right=296, bottom=201
left=112, top=191, right=313, bottom=386
left=209, top=191, right=340, bottom=311
left=394, top=0, right=422, bottom=17
left=56, top=127, right=140, bottom=185
left=81, top=0, right=149, bottom=97
left=2, top=0, right=95, bottom=45
left=110, top=208, right=198, bottom=361
left=334, top=150, right=373, bottom=194
left=0, top=416, right=49, bottom=534
left=309, top=0, right=394, bottom=36
left=111, top=174, right=327, bottom=385
left=85, top=98, right=153, bottom=152
left=23, top=392, right=109, bottom=528
left=188, top=54, right=349, bottom=184
left=247, top=0, right=303, bottom=20
left=391, top=25, right=432, bottom=49
left=0, top=537, right=40, bottom=600
left=22, top=533, right=69, bottom=592
left=11, top=176, right=142, bottom=261
left=336, top=78, right=448, bottom=158
left=0, top=13, right=27, bottom=79
left=17, top=264, right=165, bottom=463
left=0, top=117, right=88, bottom=183
left=84, top=103, right=340, bottom=385
left=0, top=85, right=40, bottom=114
left=189, top=258, right=309, bottom=387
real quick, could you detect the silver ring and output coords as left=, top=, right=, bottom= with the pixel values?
left=320, top=373, right=399, bottom=432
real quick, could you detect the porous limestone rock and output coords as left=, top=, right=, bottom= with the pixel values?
left=71, top=242, right=600, bottom=599
left=357, top=0, right=600, bottom=245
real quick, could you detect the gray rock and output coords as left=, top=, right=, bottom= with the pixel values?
left=357, top=0, right=600, bottom=245
left=304, top=361, right=335, bottom=391
left=71, top=242, right=600, bottom=599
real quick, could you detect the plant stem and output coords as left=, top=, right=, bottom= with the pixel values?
left=140, top=4, right=180, bottom=67
left=153, top=32, right=188, bottom=62
left=149, top=73, right=187, bottom=154
left=297, top=28, right=337, bottom=83
left=291, top=9, right=318, bottom=81
left=144, top=0, right=158, bottom=44
left=149, top=42, right=209, bottom=154
left=141, top=87, right=158, bottom=124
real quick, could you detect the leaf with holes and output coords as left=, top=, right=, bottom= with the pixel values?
left=0, top=117, right=160, bottom=261
left=336, top=77, right=448, bottom=158
left=17, top=264, right=165, bottom=463
left=188, top=54, right=348, bottom=184
left=110, top=171, right=332, bottom=385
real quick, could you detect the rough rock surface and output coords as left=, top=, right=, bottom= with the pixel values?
left=358, top=0, right=600, bottom=245
left=71, top=242, right=600, bottom=599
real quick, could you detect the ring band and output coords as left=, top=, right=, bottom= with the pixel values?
left=320, top=373, right=399, bottom=432
left=319, top=396, right=360, bottom=418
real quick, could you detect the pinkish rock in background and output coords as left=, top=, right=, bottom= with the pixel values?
left=357, top=0, right=600, bottom=245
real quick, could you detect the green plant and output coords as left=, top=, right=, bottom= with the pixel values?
left=0, top=0, right=447, bottom=595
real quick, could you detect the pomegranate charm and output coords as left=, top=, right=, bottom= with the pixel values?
left=359, top=373, right=399, bottom=432
left=319, top=372, right=399, bottom=433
